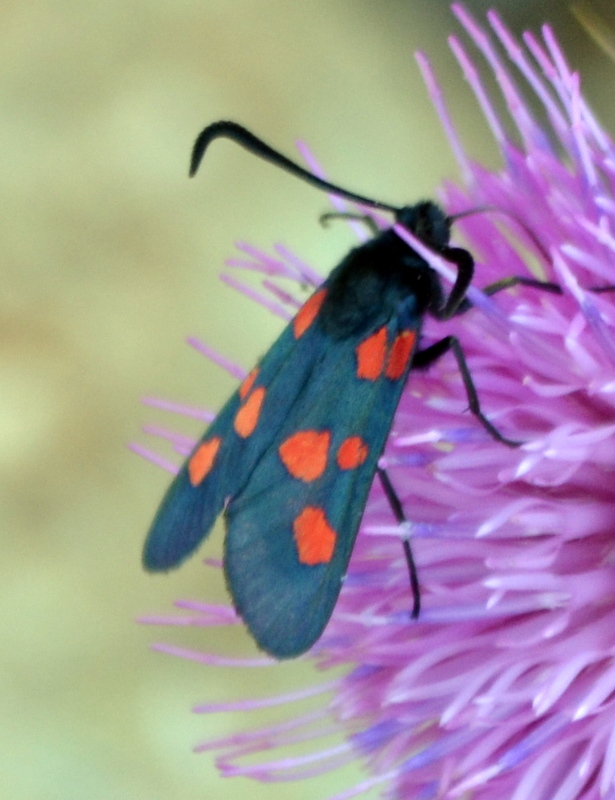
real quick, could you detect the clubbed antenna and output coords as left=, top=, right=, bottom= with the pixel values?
left=190, top=120, right=401, bottom=215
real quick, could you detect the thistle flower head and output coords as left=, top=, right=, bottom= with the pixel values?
left=138, top=6, right=615, bottom=800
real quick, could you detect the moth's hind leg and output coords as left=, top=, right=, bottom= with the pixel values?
left=377, top=467, right=421, bottom=619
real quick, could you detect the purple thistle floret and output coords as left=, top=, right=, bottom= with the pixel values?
left=138, top=6, right=615, bottom=800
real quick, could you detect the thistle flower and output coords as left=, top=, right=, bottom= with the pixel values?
left=137, top=6, right=615, bottom=800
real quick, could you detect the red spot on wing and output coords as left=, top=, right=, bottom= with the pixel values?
left=337, top=436, right=369, bottom=470
left=293, top=289, right=327, bottom=338
left=385, top=331, right=417, bottom=379
left=188, top=437, right=222, bottom=486
left=234, top=387, right=266, bottom=438
left=239, top=367, right=259, bottom=399
left=278, top=430, right=330, bottom=482
left=293, top=506, right=337, bottom=565
left=356, top=326, right=387, bottom=380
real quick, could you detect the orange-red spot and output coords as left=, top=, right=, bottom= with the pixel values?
left=239, top=367, right=259, bottom=399
left=234, top=387, right=266, bottom=438
left=356, top=326, right=387, bottom=380
left=337, top=436, right=369, bottom=470
left=188, top=437, right=222, bottom=486
left=385, top=331, right=417, bottom=379
left=293, top=506, right=337, bottom=565
left=278, top=430, right=330, bottom=482
left=293, top=289, right=327, bottom=339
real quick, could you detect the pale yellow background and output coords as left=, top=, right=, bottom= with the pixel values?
left=2, top=2, right=614, bottom=799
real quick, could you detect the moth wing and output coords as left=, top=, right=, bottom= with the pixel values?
left=224, top=316, right=421, bottom=658
left=143, top=287, right=330, bottom=571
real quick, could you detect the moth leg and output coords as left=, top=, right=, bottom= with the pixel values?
left=589, top=284, right=615, bottom=293
left=377, top=467, right=420, bottom=619
left=482, top=276, right=562, bottom=296
left=482, top=275, right=615, bottom=297
left=319, top=211, right=380, bottom=236
left=437, top=246, right=475, bottom=319
left=414, top=336, right=522, bottom=447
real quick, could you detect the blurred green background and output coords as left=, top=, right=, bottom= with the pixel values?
left=3, top=2, right=615, bottom=799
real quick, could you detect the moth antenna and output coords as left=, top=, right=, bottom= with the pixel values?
left=448, top=204, right=549, bottom=264
left=190, top=121, right=401, bottom=214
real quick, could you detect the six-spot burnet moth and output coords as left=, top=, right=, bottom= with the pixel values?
left=143, top=120, right=524, bottom=660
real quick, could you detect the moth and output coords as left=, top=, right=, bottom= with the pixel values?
left=143, top=122, right=522, bottom=658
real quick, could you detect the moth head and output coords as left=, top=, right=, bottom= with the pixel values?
left=395, top=202, right=451, bottom=250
